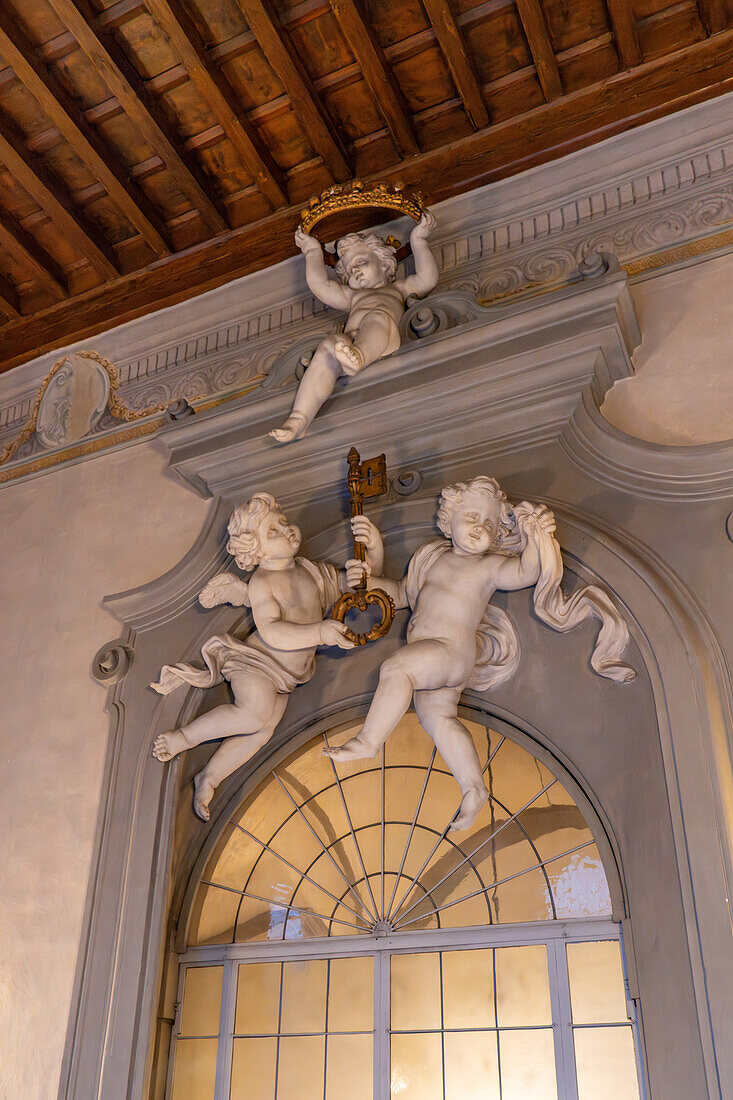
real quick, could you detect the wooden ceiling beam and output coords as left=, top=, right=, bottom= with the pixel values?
left=236, top=0, right=351, bottom=181
left=327, top=0, right=420, bottom=158
left=605, top=0, right=642, bottom=67
left=43, top=0, right=229, bottom=235
left=0, top=208, right=68, bottom=301
left=514, top=0, right=563, bottom=100
left=420, top=0, right=489, bottom=129
left=697, top=0, right=727, bottom=35
left=0, top=12, right=170, bottom=259
left=141, top=0, right=288, bottom=208
left=0, top=119, right=118, bottom=278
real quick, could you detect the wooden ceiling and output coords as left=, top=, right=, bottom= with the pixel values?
left=0, top=0, right=732, bottom=371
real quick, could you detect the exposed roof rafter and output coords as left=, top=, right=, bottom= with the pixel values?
left=605, top=0, right=642, bottom=68
left=514, top=0, right=563, bottom=100
left=44, top=0, right=230, bottom=234
left=420, top=0, right=489, bottom=129
left=0, top=118, right=118, bottom=278
left=0, top=9, right=171, bottom=258
left=141, top=0, right=288, bottom=208
left=0, top=209, right=68, bottom=302
left=236, top=0, right=352, bottom=182
left=328, top=0, right=420, bottom=158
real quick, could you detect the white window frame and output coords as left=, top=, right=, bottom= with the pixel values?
left=169, top=917, right=645, bottom=1100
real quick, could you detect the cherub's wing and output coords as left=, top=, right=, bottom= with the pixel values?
left=199, top=572, right=250, bottom=608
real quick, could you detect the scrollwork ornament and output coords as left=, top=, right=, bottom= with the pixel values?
left=92, top=641, right=134, bottom=684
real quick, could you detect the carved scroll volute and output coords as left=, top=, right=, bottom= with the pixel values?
left=330, top=447, right=395, bottom=646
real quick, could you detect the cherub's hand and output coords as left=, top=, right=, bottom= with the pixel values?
left=351, top=515, right=382, bottom=554
left=411, top=210, right=436, bottom=241
left=295, top=226, right=321, bottom=255
left=345, top=558, right=371, bottom=590
left=517, top=503, right=556, bottom=538
left=318, top=620, right=356, bottom=649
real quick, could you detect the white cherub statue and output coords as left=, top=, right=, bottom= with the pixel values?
left=270, top=212, right=439, bottom=443
left=326, top=477, right=635, bottom=831
left=151, top=492, right=364, bottom=821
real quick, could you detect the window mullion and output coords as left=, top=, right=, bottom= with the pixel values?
left=374, top=950, right=390, bottom=1100
left=164, top=965, right=186, bottom=1100
left=213, top=959, right=237, bottom=1100
left=548, top=938, right=579, bottom=1100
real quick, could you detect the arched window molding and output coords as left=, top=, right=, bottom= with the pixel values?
left=158, top=709, right=645, bottom=1099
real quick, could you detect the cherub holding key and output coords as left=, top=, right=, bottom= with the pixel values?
left=327, top=476, right=635, bottom=831
left=151, top=492, right=367, bottom=821
left=270, top=212, right=438, bottom=443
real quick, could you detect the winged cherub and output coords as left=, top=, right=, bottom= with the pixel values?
left=326, top=477, right=636, bottom=832
left=151, top=492, right=364, bottom=821
left=270, top=212, right=439, bottom=443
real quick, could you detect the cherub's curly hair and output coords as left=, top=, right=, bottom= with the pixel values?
left=335, top=232, right=398, bottom=285
left=226, top=492, right=281, bottom=570
left=437, top=476, right=519, bottom=551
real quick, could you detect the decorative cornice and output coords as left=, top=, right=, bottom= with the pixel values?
left=2, top=94, right=733, bottom=485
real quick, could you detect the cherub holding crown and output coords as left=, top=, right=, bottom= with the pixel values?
left=270, top=212, right=439, bottom=443
left=151, top=492, right=364, bottom=821
left=326, top=477, right=635, bottom=831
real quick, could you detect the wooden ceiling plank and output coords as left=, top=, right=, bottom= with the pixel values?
left=327, top=0, right=420, bottom=158
left=0, top=208, right=68, bottom=300
left=0, top=120, right=118, bottom=278
left=420, top=0, right=489, bottom=129
left=0, top=13, right=170, bottom=258
left=44, top=0, right=229, bottom=235
left=514, top=0, right=563, bottom=100
left=697, top=0, right=727, bottom=35
left=605, top=0, right=642, bottom=67
left=141, top=0, right=288, bottom=208
left=235, top=0, right=351, bottom=181
left=0, top=271, right=20, bottom=318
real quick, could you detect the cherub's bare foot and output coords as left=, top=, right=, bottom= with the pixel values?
left=269, top=412, right=308, bottom=444
left=193, top=772, right=216, bottom=822
left=323, top=736, right=379, bottom=762
left=152, top=729, right=189, bottom=762
left=450, top=786, right=489, bottom=832
left=334, top=339, right=364, bottom=376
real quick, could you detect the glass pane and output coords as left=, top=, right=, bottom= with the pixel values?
left=235, top=962, right=281, bottom=1035
left=442, top=949, right=496, bottom=1029
left=574, top=1026, right=640, bottom=1100
left=278, top=1035, right=325, bottom=1099
left=189, top=883, right=240, bottom=946
left=280, top=959, right=328, bottom=1033
left=499, top=1029, right=557, bottom=1100
left=495, top=946, right=551, bottom=1027
left=567, top=940, right=630, bottom=1024
left=491, top=866, right=553, bottom=924
left=391, top=1033, right=442, bottom=1100
left=549, top=846, right=612, bottom=918
left=179, top=966, right=223, bottom=1036
left=326, top=1034, right=372, bottom=1099
left=487, top=737, right=555, bottom=813
left=391, top=951, right=441, bottom=1031
left=327, top=956, right=373, bottom=1031
left=170, top=1038, right=218, bottom=1100
left=235, top=892, right=288, bottom=942
left=230, top=1037, right=276, bottom=1099
left=208, top=826, right=262, bottom=892
left=444, top=1031, right=500, bottom=1100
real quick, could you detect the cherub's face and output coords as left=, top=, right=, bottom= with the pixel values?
left=254, top=509, right=301, bottom=566
left=449, top=490, right=502, bottom=556
left=344, top=249, right=387, bottom=289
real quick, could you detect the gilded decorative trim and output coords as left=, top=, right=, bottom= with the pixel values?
left=0, top=376, right=266, bottom=485
left=0, top=349, right=167, bottom=467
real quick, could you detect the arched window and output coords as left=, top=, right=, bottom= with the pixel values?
left=166, top=713, right=644, bottom=1099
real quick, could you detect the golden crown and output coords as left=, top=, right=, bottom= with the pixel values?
left=299, top=179, right=426, bottom=235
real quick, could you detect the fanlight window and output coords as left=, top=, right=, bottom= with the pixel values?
left=168, top=715, right=643, bottom=1099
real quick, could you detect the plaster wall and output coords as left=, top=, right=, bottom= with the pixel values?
left=0, top=443, right=207, bottom=1100
left=603, top=250, right=733, bottom=444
